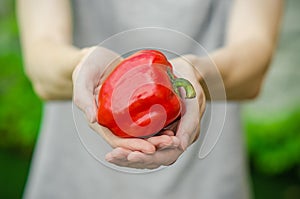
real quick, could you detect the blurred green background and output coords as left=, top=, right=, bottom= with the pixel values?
left=0, top=0, right=299, bottom=199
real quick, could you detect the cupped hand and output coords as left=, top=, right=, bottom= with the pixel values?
left=72, top=47, right=180, bottom=155
left=72, top=46, right=122, bottom=123
left=105, top=55, right=206, bottom=169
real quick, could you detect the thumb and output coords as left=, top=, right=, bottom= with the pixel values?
left=72, top=48, right=98, bottom=123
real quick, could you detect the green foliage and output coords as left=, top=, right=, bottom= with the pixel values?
left=243, top=108, right=300, bottom=175
left=0, top=0, right=42, bottom=155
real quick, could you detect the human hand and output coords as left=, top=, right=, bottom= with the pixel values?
left=105, top=55, right=206, bottom=169
left=73, top=47, right=180, bottom=154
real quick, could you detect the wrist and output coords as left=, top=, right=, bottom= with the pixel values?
left=208, top=40, right=272, bottom=100
left=25, top=40, right=84, bottom=100
left=183, top=54, right=223, bottom=101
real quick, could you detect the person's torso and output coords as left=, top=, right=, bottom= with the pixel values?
left=72, top=0, right=231, bottom=51
left=24, top=1, right=252, bottom=199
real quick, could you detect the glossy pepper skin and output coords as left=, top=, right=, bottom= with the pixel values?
left=97, top=50, right=195, bottom=138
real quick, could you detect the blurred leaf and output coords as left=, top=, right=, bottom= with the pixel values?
left=244, top=108, right=300, bottom=174
left=0, top=0, right=42, bottom=156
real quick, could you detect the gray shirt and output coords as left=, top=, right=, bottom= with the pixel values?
left=23, top=1, right=251, bottom=198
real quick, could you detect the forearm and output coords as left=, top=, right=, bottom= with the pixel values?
left=210, top=39, right=274, bottom=100
left=23, top=39, right=83, bottom=100
left=17, top=0, right=81, bottom=100
left=192, top=0, right=283, bottom=100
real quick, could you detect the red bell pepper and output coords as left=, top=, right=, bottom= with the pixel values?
left=97, top=50, right=195, bottom=138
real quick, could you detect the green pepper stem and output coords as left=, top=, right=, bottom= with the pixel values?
left=167, top=68, right=196, bottom=99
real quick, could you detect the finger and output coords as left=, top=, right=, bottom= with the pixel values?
left=127, top=148, right=183, bottom=168
left=105, top=147, right=131, bottom=162
left=89, top=122, right=156, bottom=154
left=176, top=86, right=204, bottom=150
left=73, top=85, right=97, bottom=123
left=75, top=95, right=97, bottom=123
left=176, top=98, right=200, bottom=151
left=171, top=58, right=203, bottom=150
left=73, top=47, right=122, bottom=123
left=106, top=150, right=147, bottom=169
left=116, top=138, right=156, bottom=154
left=147, top=134, right=180, bottom=150
left=175, top=74, right=201, bottom=150
left=108, top=145, right=184, bottom=169
left=72, top=54, right=98, bottom=122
